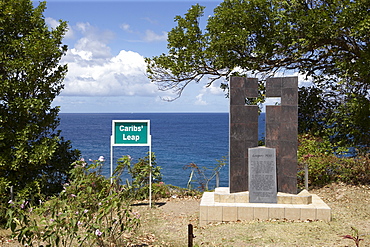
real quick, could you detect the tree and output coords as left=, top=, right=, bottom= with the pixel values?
left=146, top=0, right=370, bottom=153
left=0, top=0, right=79, bottom=200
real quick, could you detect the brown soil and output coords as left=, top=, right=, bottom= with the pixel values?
left=1, top=183, right=370, bottom=246
left=132, top=183, right=370, bottom=246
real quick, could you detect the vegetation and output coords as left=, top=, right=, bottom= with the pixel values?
left=132, top=183, right=370, bottom=246
left=2, top=152, right=370, bottom=246
left=116, top=153, right=168, bottom=200
left=0, top=0, right=79, bottom=211
left=298, top=134, right=370, bottom=189
left=5, top=158, right=141, bottom=246
left=340, top=227, right=364, bottom=247
left=1, top=0, right=369, bottom=245
left=184, top=156, right=227, bottom=191
left=2, top=154, right=203, bottom=246
left=146, top=0, right=370, bottom=154
left=116, top=153, right=202, bottom=200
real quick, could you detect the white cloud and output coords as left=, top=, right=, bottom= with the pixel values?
left=120, top=23, right=133, bottom=33
left=75, top=22, right=90, bottom=33
left=195, top=94, right=208, bottom=105
left=57, top=22, right=164, bottom=97
left=203, top=79, right=226, bottom=95
left=75, top=22, right=115, bottom=43
left=143, top=30, right=167, bottom=42
left=142, top=17, right=158, bottom=25
left=297, top=73, right=314, bottom=87
left=57, top=21, right=223, bottom=108
left=75, top=37, right=112, bottom=60
left=62, top=22, right=114, bottom=64
left=62, top=49, right=159, bottom=97
left=45, top=17, right=74, bottom=39
left=271, top=70, right=314, bottom=87
left=45, top=17, right=58, bottom=28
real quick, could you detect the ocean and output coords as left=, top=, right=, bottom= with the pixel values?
left=58, top=113, right=266, bottom=189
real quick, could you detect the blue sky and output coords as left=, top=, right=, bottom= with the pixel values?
left=41, top=0, right=312, bottom=113
left=39, top=0, right=230, bottom=113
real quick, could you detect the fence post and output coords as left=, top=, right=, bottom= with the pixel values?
left=188, top=224, right=195, bottom=247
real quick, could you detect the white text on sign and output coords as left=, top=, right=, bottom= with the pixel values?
left=120, top=125, right=144, bottom=142
left=119, top=125, right=144, bottom=132
left=122, top=134, right=140, bottom=141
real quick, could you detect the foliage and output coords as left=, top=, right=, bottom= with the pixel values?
left=324, top=93, right=370, bottom=154
left=5, top=158, right=140, bottom=246
left=298, top=134, right=370, bottom=188
left=184, top=156, right=227, bottom=191
left=0, top=0, right=78, bottom=202
left=298, top=86, right=370, bottom=154
left=341, top=227, right=364, bottom=247
left=146, top=0, right=370, bottom=153
left=116, top=153, right=164, bottom=200
left=298, top=134, right=342, bottom=187
left=298, top=86, right=328, bottom=135
left=151, top=182, right=170, bottom=200
left=147, top=0, right=370, bottom=95
left=336, top=154, right=370, bottom=185
left=0, top=178, right=11, bottom=224
left=40, top=137, right=81, bottom=197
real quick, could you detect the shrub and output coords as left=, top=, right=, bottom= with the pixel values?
left=116, top=152, right=164, bottom=200
left=152, top=182, right=170, bottom=199
left=184, top=156, right=227, bottom=191
left=5, top=157, right=140, bottom=246
left=0, top=178, right=11, bottom=224
left=298, top=134, right=370, bottom=188
left=339, top=154, right=370, bottom=185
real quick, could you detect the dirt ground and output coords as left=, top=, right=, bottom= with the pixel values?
left=132, top=183, right=370, bottom=246
left=1, top=183, right=370, bottom=246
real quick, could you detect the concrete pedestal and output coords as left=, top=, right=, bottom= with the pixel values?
left=200, top=187, right=331, bottom=226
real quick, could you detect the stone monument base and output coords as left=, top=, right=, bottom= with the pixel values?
left=199, top=187, right=331, bottom=226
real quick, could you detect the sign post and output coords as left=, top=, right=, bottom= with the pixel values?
left=110, top=120, right=152, bottom=207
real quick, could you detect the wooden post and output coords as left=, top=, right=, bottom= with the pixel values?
left=188, top=224, right=195, bottom=247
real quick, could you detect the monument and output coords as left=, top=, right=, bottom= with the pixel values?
left=199, top=76, right=331, bottom=226
left=229, top=76, right=298, bottom=194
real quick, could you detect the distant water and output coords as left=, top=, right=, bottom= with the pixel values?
left=58, top=113, right=266, bottom=189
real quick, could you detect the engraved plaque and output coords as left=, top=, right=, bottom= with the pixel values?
left=248, top=147, right=277, bottom=203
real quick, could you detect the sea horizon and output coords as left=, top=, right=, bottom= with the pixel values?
left=58, top=112, right=266, bottom=189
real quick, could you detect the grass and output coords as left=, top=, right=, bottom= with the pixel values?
left=1, top=183, right=370, bottom=246
left=132, top=183, right=370, bottom=246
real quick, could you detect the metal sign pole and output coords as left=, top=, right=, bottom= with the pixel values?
left=110, top=135, right=114, bottom=184
left=149, top=135, right=152, bottom=208
left=111, top=120, right=152, bottom=207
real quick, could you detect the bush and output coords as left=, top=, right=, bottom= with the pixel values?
left=298, top=134, right=370, bottom=188
left=339, top=154, right=370, bottom=185
left=116, top=152, right=164, bottom=201
left=184, top=156, right=227, bottom=191
left=5, top=157, right=140, bottom=246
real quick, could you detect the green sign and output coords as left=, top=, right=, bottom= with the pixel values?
left=112, top=120, right=150, bottom=146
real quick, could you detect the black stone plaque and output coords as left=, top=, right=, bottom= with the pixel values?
left=248, top=147, right=277, bottom=203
